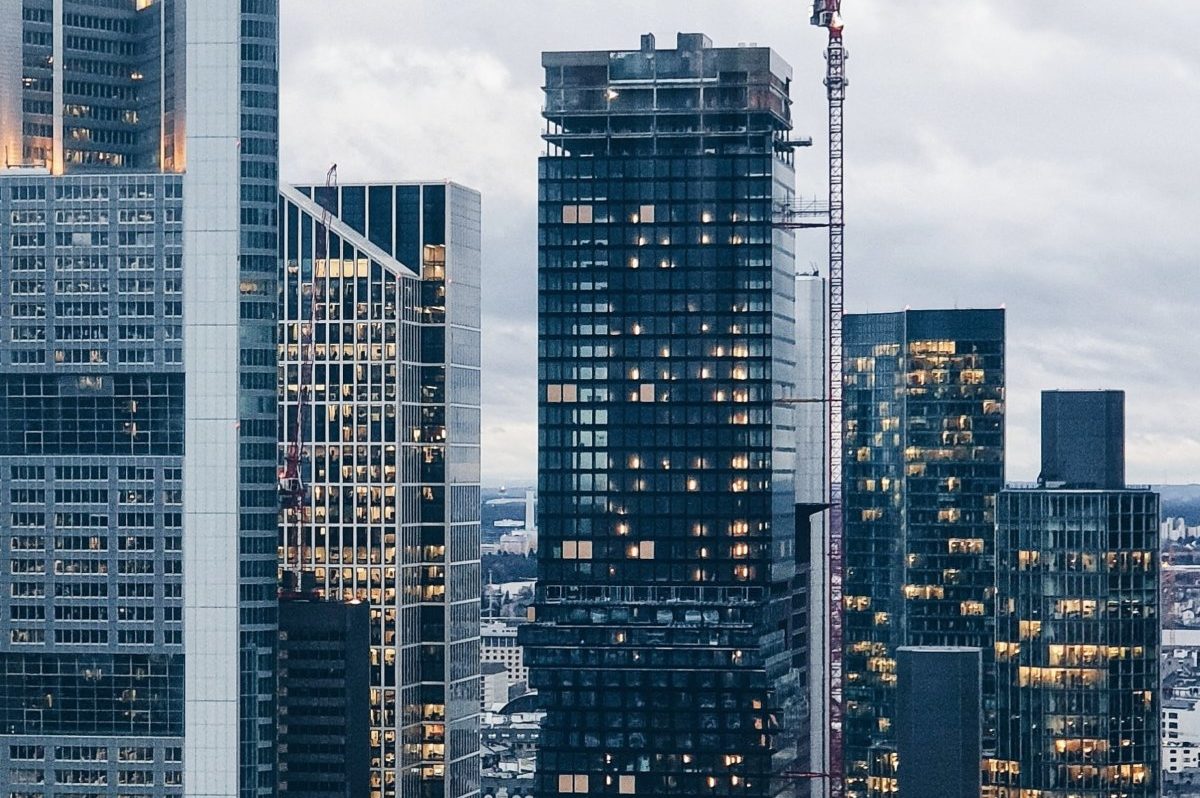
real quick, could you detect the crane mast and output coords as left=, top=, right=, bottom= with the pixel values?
left=813, top=3, right=846, bottom=797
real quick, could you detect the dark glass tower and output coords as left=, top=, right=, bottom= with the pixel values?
left=0, top=1, right=279, bottom=795
left=841, top=309, right=1005, bottom=797
left=987, top=391, right=1159, bottom=798
left=526, top=32, right=811, bottom=798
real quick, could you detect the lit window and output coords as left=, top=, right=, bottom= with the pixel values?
left=639, top=204, right=655, bottom=223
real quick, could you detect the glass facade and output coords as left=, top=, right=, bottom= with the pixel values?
left=986, top=488, right=1159, bottom=798
left=841, top=309, right=1005, bottom=797
left=0, top=2, right=279, bottom=796
left=278, top=182, right=481, bottom=798
left=526, top=33, right=811, bottom=798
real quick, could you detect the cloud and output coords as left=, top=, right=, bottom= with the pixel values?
left=280, top=0, right=1200, bottom=485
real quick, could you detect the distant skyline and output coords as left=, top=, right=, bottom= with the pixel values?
left=280, top=1, right=1200, bottom=485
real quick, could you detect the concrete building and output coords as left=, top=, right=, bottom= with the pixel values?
left=526, top=31, right=815, bottom=797
left=482, top=662, right=509, bottom=710
left=482, top=617, right=528, bottom=689
left=277, top=181, right=482, bottom=798
left=278, top=592, right=371, bottom=798
left=0, top=1, right=278, bottom=795
left=988, top=391, right=1159, bottom=798
left=842, top=308, right=1005, bottom=796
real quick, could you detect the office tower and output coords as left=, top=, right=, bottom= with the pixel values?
left=528, top=32, right=811, bottom=797
left=278, top=590, right=371, bottom=798
left=988, top=391, right=1159, bottom=798
left=894, top=647, right=982, bottom=798
left=842, top=309, right=1005, bottom=797
left=1040, top=390, right=1125, bottom=489
left=0, top=1, right=277, bottom=796
left=278, top=181, right=482, bottom=798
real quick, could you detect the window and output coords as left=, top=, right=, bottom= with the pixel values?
left=559, top=775, right=589, bottom=794
left=561, top=541, right=593, bottom=560
left=561, top=204, right=593, bottom=224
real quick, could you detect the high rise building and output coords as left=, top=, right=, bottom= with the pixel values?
left=841, top=308, right=1005, bottom=797
left=0, top=1, right=278, bottom=795
left=277, top=181, right=482, bottom=798
left=278, top=588, right=371, bottom=798
left=988, top=390, right=1159, bottom=798
left=526, top=32, right=813, bottom=797
left=894, top=647, right=982, bottom=798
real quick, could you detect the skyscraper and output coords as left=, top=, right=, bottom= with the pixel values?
left=277, top=587, right=371, bottom=798
left=988, top=391, right=1159, bottom=798
left=526, top=32, right=812, bottom=797
left=277, top=181, right=482, bottom=798
left=841, top=309, right=1005, bottom=797
left=0, top=1, right=278, bottom=795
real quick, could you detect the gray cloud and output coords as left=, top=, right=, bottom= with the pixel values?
left=281, top=0, right=1200, bottom=485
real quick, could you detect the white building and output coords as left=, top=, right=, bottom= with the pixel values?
left=482, top=618, right=528, bottom=688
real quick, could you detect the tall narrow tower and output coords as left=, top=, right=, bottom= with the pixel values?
left=527, top=32, right=814, bottom=797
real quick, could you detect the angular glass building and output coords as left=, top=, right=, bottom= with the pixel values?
left=841, top=309, right=1005, bottom=797
left=526, top=32, right=813, bottom=797
left=278, top=182, right=482, bottom=798
left=0, top=1, right=278, bottom=795
left=987, top=391, right=1159, bottom=798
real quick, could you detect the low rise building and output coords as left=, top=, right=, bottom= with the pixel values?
left=482, top=617, right=529, bottom=688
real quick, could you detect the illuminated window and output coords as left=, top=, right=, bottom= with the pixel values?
left=559, top=774, right=589, bottom=793
left=639, top=204, right=655, bottom=223
left=561, top=204, right=593, bottom=224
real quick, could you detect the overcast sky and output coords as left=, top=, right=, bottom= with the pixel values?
left=279, top=1, right=1200, bottom=486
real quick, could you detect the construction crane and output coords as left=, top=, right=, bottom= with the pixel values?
left=816, top=3, right=847, bottom=796
left=774, top=3, right=847, bottom=796
left=279, top=163, right=337, bottom=589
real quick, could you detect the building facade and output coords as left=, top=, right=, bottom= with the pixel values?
left=278, top=593, right=371, bottom=798
left=894, top=647, right=982, bottom=798
left=988, top=392, right=1159, bottom=798
left=278, top=181, right=482, bottom=798
left=526, top=32, right=813, bottom=797
left=841, top=309, right=1005, bottom=797
left=482, top=618, right=527, bottom=690
left=0, top=1, right=278, bottom=796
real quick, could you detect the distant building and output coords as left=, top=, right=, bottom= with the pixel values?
left=498, top=528, right=538, bottom=555
left=1164, top=697, right=1200, bottom=773
left=842, top=308, right=1005, bottom=796
left=988, top=390, right=1159, bottom=797
left=482, top=662, right=510, bottom=710
left=278, top=593, right=371, bottom=798
left=482, top=617, right=528, bottom=688
left=895, top=647, right=981, bottom=798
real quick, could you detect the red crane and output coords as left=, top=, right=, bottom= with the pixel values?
left=773, top=6, right=847, bottom=794
left=280, top=164, right=337, bottom=587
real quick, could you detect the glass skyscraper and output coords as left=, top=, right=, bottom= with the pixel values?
left=0, top=1, right=278, bottom=795
left=841, top=309, right=1005, bottom=797
left=526, top=32, right=812, bottom=798
left=987, top=391, right=1159, bottom=798
left=278, top=182, right=482, bottom=798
